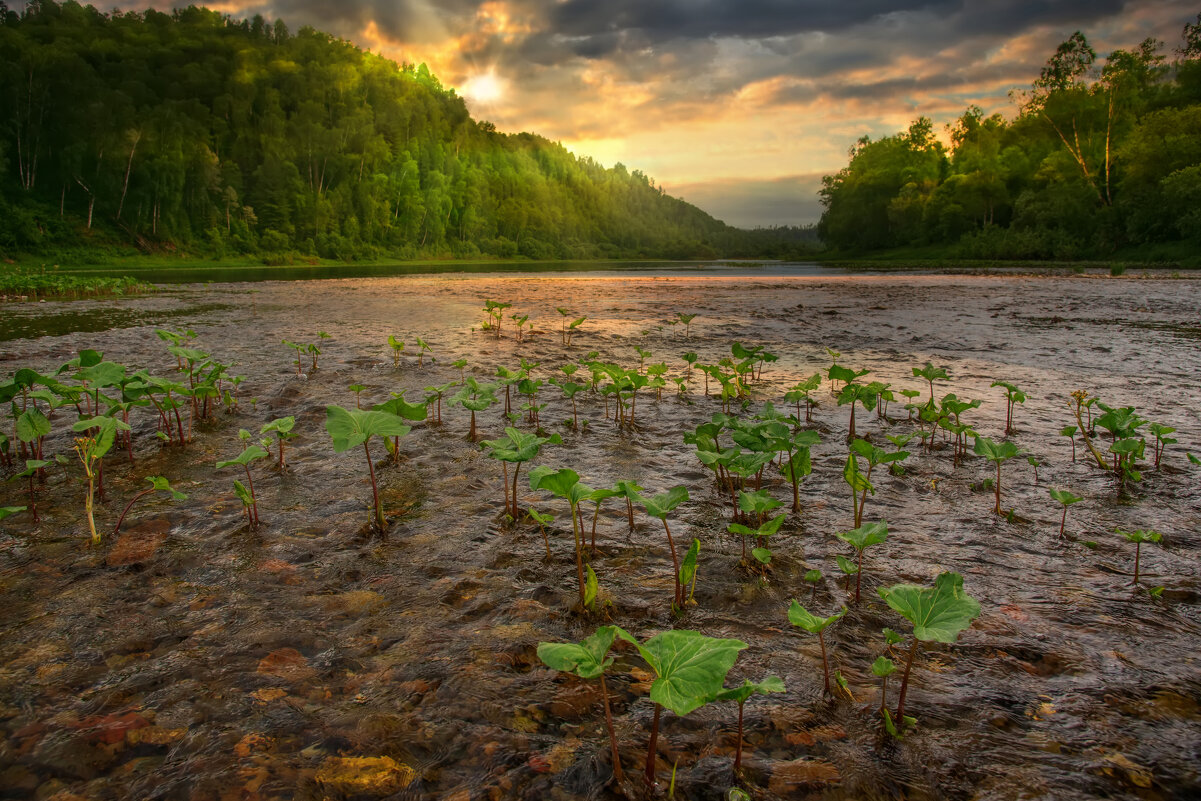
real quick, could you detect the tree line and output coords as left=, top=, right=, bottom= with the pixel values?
left=0, top=1, right=809, bottom=262
left=818, top=17, right=1201, bottom=260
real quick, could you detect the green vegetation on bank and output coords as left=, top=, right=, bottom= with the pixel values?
left=818, top=18, right=1201, bottom=262
left=0, top=2, right=813, bottom=265
left=0, top=263, right=152, bottom=299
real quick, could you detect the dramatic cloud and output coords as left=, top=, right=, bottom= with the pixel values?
left=128, top=0, right=1199, bottom=225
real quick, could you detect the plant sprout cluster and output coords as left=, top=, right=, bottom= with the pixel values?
left=1, top=302, right=1186, bottom=798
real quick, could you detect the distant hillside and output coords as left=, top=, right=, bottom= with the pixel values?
left=0, top=2, right=797, bottom=262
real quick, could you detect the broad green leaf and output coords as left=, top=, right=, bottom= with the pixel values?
left=537, top=625, right=621, bottom=680
left=0, top=506, right=27, bottom=521
left=232, top=479, right=254, bottom=507
left=804, top=569, right=822, bottom=583
left=72, top=416, right=130, bottom=458
left=261, top=416, right=296, bottom=436
left=13, top=459, right=51, bottom=479
left=78, top=361, right=127, bottom=387
left=973, top=436, right=1022, bottom=463
left=871, top=656, right=896, bottom=678
left=146, top=476, right=187, bottom=500
left=837, top=520, right=889, bottom=552
left=835, top=554, right=859, bottom=575
left=325, top=406, right=411, bottom=452
left=877, top=572, right=981, bottom=644
left=1049, top=488, right=1082, bottom=506
left=373, top=396, right=429, bottom=421
left=615, top=629, right=748, bottom=716
left=216, top=444, right=270, bottom=469
left=1117, top=528, right=1162, bottom=544
left=787, top=600, right=846, bottom=634
left=715, top=675, right=785, bottom=704
left=16, top=409, right=51, bottom=443
left=751, top=547, right=772, bottom=564
left=640, top=486, right=689, bottom=519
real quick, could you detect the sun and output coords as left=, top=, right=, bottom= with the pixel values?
left=461, top=71, right=505, bottom=105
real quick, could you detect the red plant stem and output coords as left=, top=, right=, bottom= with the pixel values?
left=501, top=461, right=510, bottom=518
left=855, top=549, right=864, bottom=602
left=114, top=488, right=154, bottom=535
left=469, top=410, right=477, bottom=441
left=1133, top=541, right=1141, bottom=585
left=1060, top=506, right=1068, bottom=536
left=243, top=464, right=258, bottom=526
left=510, top=462, right=523, bottom=520
left=994, top=463, right=1002, bottom=516
left=734, top=701, right=745, bottom=771
left=879, top=675, right=888, bottom=718
left=644, top=703, right=662, bottom=787
left=626, top=497, right=634, bottom=531
left=818, top=630, right=831, bottom=694
left=364, top=441, right=383, bottom=530
left=570, top=502, right=586, bottom=607
left=28, top=475, right=39, bottom=523
left=600, top=674, right=623, bottom=783
left=662, top=517, right=681, bottom=607
left=124, top=410, right=134, bottom=462
left=895, top=638, right=922, bottom=723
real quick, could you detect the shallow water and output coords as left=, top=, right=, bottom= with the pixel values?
left=1, top=273, right=1199, bottom=801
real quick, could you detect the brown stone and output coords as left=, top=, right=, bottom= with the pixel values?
left=768, top=758, right=841, bottom=794
left=314, top=756, right=417, bottom=796
left=256, top=648, right=315, bottom=682
left=106, top=518, right=169, bottom=566
left=75, top=711, right=149, bottom=745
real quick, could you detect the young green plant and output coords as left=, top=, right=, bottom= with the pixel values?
left=877, top=572, right=980, bottom=727
left=787, top=601, right=847, bottom=694
left=325, top=406, right=411, bottom=531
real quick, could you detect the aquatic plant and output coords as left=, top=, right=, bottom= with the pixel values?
left=991, top=380, right=1027, bottom=434
left=216, top=439, right=270, bottom=528
left=526, top=507, right=554, bottom=559
left=415, top=336, right=433, bottom=365
left=613, top=628, right=747, bottom=788
left=1048, top=488, right=1082, bottom=536
left=973, top=435, right=1024, bottom=516
left=482, top=300, right=512, bottom=338
left=837, top=381, right=878, bottom=441
left=537, top=626, right=627, bottom=783
left=842, top=452, right=873, bottom=528
left=614, top=479, right=644, bottom=532
left=0, top=506, right=26, bottom=522
left=877, top=572, right=980, bottom=725
left=259, top=417, right=296, bottom=469
left=480, top=427, right=561, bottom=520
left=529, top=467, right=595, bottom=608
left=836, top=520, right=889, bottom=603
left=871, top=655, right=896, bottom=720
left=787, top=601, right=846, bottom=694
left=677, top=313, right=697, bottom=338
left=678, top=538, right=701, bottom=603
left=728, top=512, right=785, bottom=567
left=387, top=335, right=405, bottom=367
left=561, top=316, right=585, bottom=346
left=1148, top=422, right=1176, bottom=469
left=1026, top=455, right=1041, bottom=482
left=325, top=405, right=411, bottom=531
left=1068, top=390, right=1110, bottom=470
left=73, top=415, right=130, bottom=542
left=912, top=362, right=948, bottom=405
left=849, top=439, right=907, bottom=525
left=716, top=675, right=784, bottom=771
left=113, top=476, right=186, bottom=535
left=451, top=358, right=468, bottom=382
left=785, top=373, right=822, bottom=425
left=11, top=459, right=50, bottom=522
left=639, top=486, right=690, bottom=609
left=1117, top=528, right=1162, bottom=585
left=835, top=555, right=859, bottom=592
left=281, top=339, right=305, bottom=375
left=1059, top=424, right=1078, bottom=461
left=450, top=378, right=499, bottom=441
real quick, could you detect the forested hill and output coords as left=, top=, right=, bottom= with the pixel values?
left=0, top=2, right=786, bottom=262
left=818, top=21, right=1201, bottom=262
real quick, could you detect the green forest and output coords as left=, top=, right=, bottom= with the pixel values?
left=819, top=20, right=1201, bottom=261
left=0, top=1, right=812, bottom=264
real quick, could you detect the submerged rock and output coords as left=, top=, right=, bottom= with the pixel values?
left=314, top=756, right=417, bottom=795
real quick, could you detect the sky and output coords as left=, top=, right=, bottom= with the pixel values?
left=130, top=0, right=1197, bottom=227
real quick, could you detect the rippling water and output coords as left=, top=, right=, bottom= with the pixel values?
left=1, top=272, right=1198, bottom=800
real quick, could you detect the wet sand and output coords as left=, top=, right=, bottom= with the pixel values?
left=1, top=272, right=1199, bottom=800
